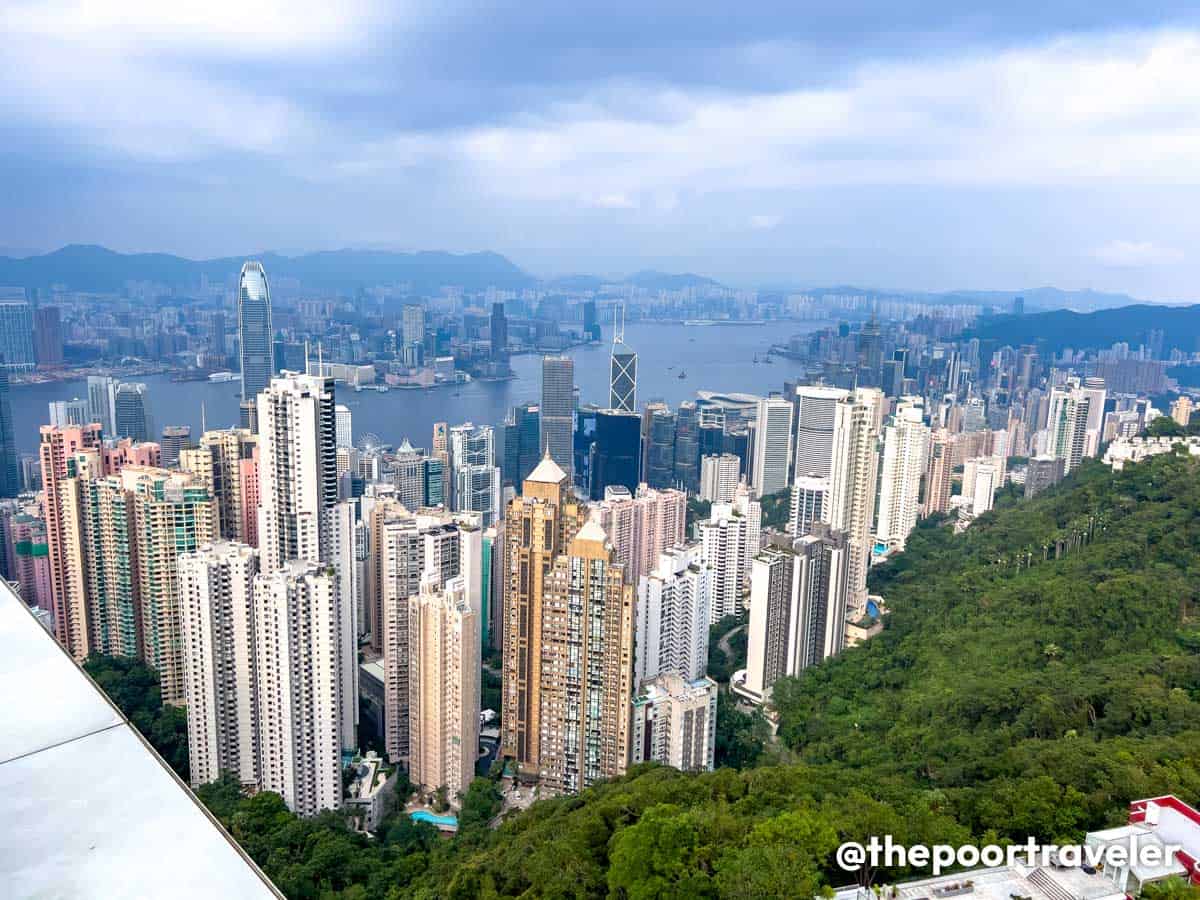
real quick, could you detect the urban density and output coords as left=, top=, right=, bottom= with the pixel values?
left=6, top=4, right=1200, bottom=899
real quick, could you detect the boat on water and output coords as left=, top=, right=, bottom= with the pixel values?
left=677, top=370, right=687, bottom=379
left=207, top=371, right=239, bottom=383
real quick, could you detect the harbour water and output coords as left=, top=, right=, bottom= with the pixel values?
left=11, top=321, right=828, bottom=455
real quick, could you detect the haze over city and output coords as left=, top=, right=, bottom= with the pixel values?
left=6, top=2, right=1200, bottom=296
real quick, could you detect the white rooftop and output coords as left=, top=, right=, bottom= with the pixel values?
left=0, top=581, right=280, bottom=898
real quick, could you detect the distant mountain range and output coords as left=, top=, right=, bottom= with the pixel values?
left=0, top=245, right=1178, bottom=314
left=970, top=303, right=1200, bottom=354
left=0, top=245, right=535, bottom=294
left=798, top=284, right=1148, bottom=313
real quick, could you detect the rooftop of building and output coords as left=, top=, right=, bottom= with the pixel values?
left=831, top=864, right=1124, bottom=900
left=0, top=579, right=280, bottom=897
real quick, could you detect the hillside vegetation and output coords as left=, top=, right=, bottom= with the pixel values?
left=95, top=453, right=1200, bottom=898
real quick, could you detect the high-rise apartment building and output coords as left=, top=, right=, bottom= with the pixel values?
left=751, top=396, right=793, bottom=497
left=40, top=423, right=104, bottom=658
left=591, top=483, right=686, bottom=590
left=178, top=542, right=261, bottom=789
left=630, top=673, right=717, bottom=772
left=407, top=574, right=479, bottom=803
left=124, top=466, right=217, bottom=704
left=367, top=500, right=481, bottom=762
left=499, top=454, right=584, bottom=782
left=159, top=425, right=192, bottom=468
left=537, top=519, right=634, bottom=793
left=253, top=560, right=343, bottom=817
left=255, top=372, right=357, bottom=750
left=699, top=453, right=740, bottom=503
left=874, top=397, right=929, bottom=550
left=962, top=456, right=1003, bottom=517
left=540, top=356, right=575, bottom=480
left=1170, top=396, right=1194, bottom=428
left=788, top=475, right=829, bottom=538
left=238, top=261, right=274, bottom=406
left=1045, top=377, right=1105, bottom=473
left=740, top=527, right=849, bottom=704
left=635, top=543, right=712, bottom=686
left=827, top=389, right=881, bottom=613
left=923, top=429, right=954, bottom=516
left=698, top=483, right=761, bottom=622
left=179, top=428, right=259, bottom=545
left=1025, top=455, right=1066, bottom=498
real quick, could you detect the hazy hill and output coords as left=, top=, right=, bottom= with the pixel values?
left=0, top=244, right=536, bottom=294
left=970, top=303, right=1200, bottom=353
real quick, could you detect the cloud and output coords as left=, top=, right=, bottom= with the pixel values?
left=1092, top=240, right=1185, bottom=267
left=749, top=214, right=782, bottom=230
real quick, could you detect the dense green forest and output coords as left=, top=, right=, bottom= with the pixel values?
left=90, top=452, right=1200, bottom=898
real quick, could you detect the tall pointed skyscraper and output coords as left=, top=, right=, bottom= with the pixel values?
left=238, top=261, right=274, bottom=422
left=609, top=305, right=637, bottom=413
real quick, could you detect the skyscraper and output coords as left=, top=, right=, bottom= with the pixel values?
left=672, top=401, right=700, bottom=494
left=407, top=574, right=479, bottom=804
left=40, top=423, right=104, bottom=658
left=0, top=301, right=35, bottom=372
left=114, top=382, right=151, bottom=442
left=792, top=386, right=850, bottom=479
left=788, top=475, right=828, bottom=538
left=367, top=500, right=481, bottom=761
left=635, top=543, right=712, bottom=686
left=448, top=423, right=501, bottom=527
left=644, top=407, right=677, bottom=489
left=48, top=398, right=90, bottom=428
left=335, top=404, right=353, bottom=448
left=589, top=409, right=641, bottom=499
left=629, top=673, right=717, bottom=772
left=591, top=483, right=686, bottom=590
left=698, top=484, right=761, bottom=622
left=609, top=315, right=637, bottom=412
left=179, top=428, right=259, bottom=545
left=827, top=389, right=881, bottom=613
left=253, top=560, right=343, bottom=817
left=923, top=429, right=954, bottom=516
left=255, top=372, right=357, bottom=749
left=0, top=364, right=17, bottom=497
left=178, top=541, right=261, bottom=789
left=499, top=454, right=584, bottom=781
left=1046, top=377, right=1106, bottom=472
left=237, top=261, right=274, bottom=406
left=751, top=396, right=793, bottom=497
left=503, top=403, right=540, bottom=489
left=741, top=527, right=849, bottom=704
left=490, top=302, right=508, bottom=363
left=874, top=397, right=929, bottom=550
left=699, top=453, right=739, bottom=504
left=537, top=519, right=634, bottom=793
left=159, top=425, right=192, bottom=468
left=540, top=356, right=575, bottom=480
left=33, top=306, right=64, bottom=368
left=87, top=375, right=118, bottom=436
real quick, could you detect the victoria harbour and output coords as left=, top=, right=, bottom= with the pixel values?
left=10, top=320, right=826, bottom=455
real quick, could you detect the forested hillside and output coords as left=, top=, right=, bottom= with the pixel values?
left=94, top=453, right=1200, bottom=898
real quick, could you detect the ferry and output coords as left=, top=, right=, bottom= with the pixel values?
left=208, top=371, right=238, bottom=383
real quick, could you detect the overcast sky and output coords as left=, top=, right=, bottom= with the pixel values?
left=3, top=1, right=1200, bottom=296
